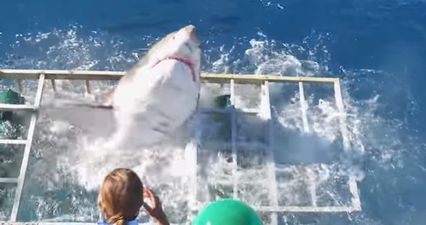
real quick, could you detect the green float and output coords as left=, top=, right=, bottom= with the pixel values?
left=214, top=94, right=231, bottom=109
left=0, top=89, right=24, bottom=139
left=212, top=94, right=232, bottom=141
left=0, top=89, right=25, bottom=121
left=193, top=199, right=263, bottom=225
left=0, top=89, right=25, bottom=177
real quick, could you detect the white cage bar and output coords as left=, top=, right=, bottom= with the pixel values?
left=260, top=81, right=278, bottom=225
left=0, top=73, right=45, bottom=222
left=0, top=69, right=361, bottom=225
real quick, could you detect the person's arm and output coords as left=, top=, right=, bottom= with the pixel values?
left=142, top=187, right=170, bottom=225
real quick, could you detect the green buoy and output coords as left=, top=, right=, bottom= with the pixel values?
left=0, top=89, right=25, bottom=194
left=214, top=94, right=231, bottom=109
left=0, top=89, right=25, bottom=138
left=0, top=89, right=25, bottom=121
left=192, top=199, right=263, bottom=225
left=211, top=94, right=232, bottom=140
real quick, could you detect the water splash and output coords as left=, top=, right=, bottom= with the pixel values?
left=0, top=26, right=424, bottom=225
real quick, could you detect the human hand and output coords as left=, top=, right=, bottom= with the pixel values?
left=142, top=187, right=170, bottom=225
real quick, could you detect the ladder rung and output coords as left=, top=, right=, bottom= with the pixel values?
left=200, top=108, right=258, bottom=114
left=255, top=205, right=360, bottom=213
left=200, top=141, right=266, bottom=152
left=0, top=103, right=36, bottom=111
left=0, top=222, right=38, bottom=225
left=209, top=179, right=266, bottom=186
left=0, top=177, right=19, bottom=183
left=239, top=108, right=259, bottom=114
left=0, top=139, right=27, bottom=145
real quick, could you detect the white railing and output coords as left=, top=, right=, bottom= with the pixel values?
left=0, top=69, right=361, bottom=225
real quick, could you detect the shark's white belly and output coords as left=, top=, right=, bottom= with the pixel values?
left=111, top=60, right=200, bottom=147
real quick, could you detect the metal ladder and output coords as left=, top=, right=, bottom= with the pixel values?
left=185, top=75, right=361, bottom=225
left=0, top=74, right=45, bottom=222
left=185, top=79, right=280, bottom=224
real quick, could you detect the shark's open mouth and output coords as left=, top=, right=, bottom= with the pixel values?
left=152, top=56, right=196, bottom=82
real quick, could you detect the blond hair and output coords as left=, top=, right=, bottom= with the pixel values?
left=98, top=168, right=144, bottom=225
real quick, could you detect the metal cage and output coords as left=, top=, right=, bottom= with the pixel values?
left=0, top=69, right=361, bottom=225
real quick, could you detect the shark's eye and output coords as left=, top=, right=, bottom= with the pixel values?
left=172, top=35, right=176, bottom=40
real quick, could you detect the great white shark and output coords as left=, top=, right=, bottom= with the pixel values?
left=43, top=25, right=202, bottom=148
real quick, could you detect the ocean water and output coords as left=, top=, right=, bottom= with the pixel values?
left=0, top=0, right=426, bottom=225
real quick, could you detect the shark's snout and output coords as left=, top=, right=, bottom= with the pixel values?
left=182, top=25, right=200, bottom=46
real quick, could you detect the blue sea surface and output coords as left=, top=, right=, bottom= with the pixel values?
left=1, top=0, right=426, bottom=224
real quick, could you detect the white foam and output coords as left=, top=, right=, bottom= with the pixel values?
left=0, top=27, right=415, bottom=223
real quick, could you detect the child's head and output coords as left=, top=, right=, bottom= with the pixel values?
left=98, top=168, right=144, bottom=225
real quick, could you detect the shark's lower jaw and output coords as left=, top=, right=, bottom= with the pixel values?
left=152, top=56, right=197, bottom=82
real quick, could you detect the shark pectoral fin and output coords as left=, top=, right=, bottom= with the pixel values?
left=44, top=95, right=114, bottom=109
left=40, top=98, right=115, bottom=139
